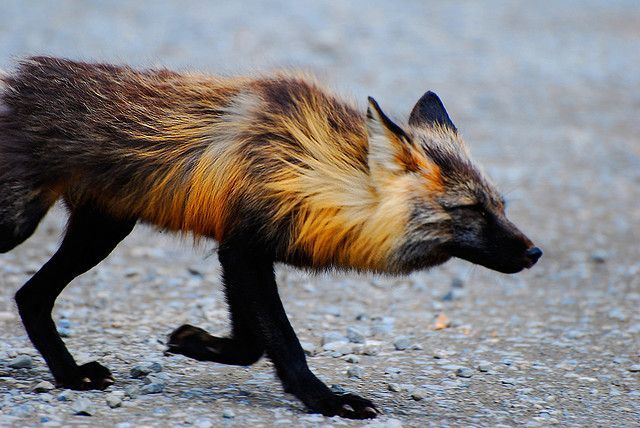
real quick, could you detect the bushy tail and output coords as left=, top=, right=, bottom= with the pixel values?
left=0, top=74, right=57, bottom=253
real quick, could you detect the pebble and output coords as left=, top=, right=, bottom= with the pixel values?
left=140, top=382, right=164, bottom=394
left=346, top=326, right=366, bottom=344
left=106, top=392, right=124, bottom=408
left=31, top=381, right=55, bottom=393
left=385, top=366, right=402, bottom=375
left=222, top=408, right=235, bottom=419
left=300, top=341, right=317, bottom=356
left=124, top=385, right=139, bottom=399
left=344, top=354, right=360, bottom=363
left=394, top=337, right=411, bottom=351
left=411, top=388, right=428, bottom=401
left=477, top=361, right=493, bottom=372
left=388, top=383, right=402, bottom=392
left=347, top=366, right=364, bottom=379
left=629, top=365, right=640, bottom=373
left=321, top=331, right=346, bottom=345
left=71, top=397, right=94, bottom=416
left=130, top=361, right=163, bottom=378
left=456, top=367, right=474, bottom=378
left=194, top=417, right=213, bottom=427
left=57, top=390, right=75, bottom=402
left=590, top=250, right=608, bottom=263
left=8, top=355, right=33, bottom=369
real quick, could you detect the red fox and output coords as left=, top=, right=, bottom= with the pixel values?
left=0, top=57, right=541, bottom=419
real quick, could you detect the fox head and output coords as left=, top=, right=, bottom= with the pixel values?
left=366, top=92, right=542, bottom=274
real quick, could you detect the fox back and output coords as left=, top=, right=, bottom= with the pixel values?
left=0, top=57, right=540, bottom=274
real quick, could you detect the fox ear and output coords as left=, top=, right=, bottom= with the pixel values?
left=366, top=97, right=414, bottom=175
left=408, top=91, right=456, bottom=131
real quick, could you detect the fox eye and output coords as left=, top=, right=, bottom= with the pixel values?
left=450, top=203, right=487, bottom=217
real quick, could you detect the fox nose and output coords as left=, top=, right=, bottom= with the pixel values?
left=525, top=247, right=543, bottom=265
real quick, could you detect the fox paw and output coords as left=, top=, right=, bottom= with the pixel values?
left=308, top=392, right=380, bottom=419
left=56, top=361, right=114, bottom=390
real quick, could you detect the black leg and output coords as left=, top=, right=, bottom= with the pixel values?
left=215, top=244, right=379, bottom=419
left=14, top=203, right=135, bottom=390
left=166, top=249, right=265, bottom=365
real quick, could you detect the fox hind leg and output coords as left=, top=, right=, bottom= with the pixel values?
left=14, top=202, right=135, bottom=390
left=0, top=178, right=56, bottom=253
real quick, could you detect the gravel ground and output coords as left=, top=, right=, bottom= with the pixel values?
left=1, top=1, right=639, bottom=426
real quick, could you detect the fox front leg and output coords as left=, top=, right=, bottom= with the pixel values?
left=214, top=243, right=379, bottom=419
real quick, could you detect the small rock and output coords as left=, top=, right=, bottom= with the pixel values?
left=140, top=382, right=164, bottom=394
left=385, top=366, right=402, bottom=375
left=361, top=345, right=380, bottom=356
left=300, top=341, right=317, bottom=357
left=57, top=327, right=72, bottom=337
left=8, top=355, right=33, bottom=369
left=394, top=337, right=411, bottom=351
left=344, top=354, right=360, bottom=363
left=411, top=388, right=428, bottom=401
left=590, top=250, right=607, bottom=263
left=323, top=341, right=352, bottom=356
left=143, top=372, right=169, bottom=384
left=629, top=365, right=640, bottom=373
left=322, top=331, right=347, bottom=345
left=106, top=392, right=123, bottom=408
left=31, top=381, right=55, bottom=393
left=72, top=397, right=94, bottom=416
left=130, top=361, right=162, bottom=378
left=347, top=366, right=364, bottom=379
left=607, top=308, right=627, bottom=322
left=477, top=361, right=493, bottom=372
left=124, top=385, right=139, bottom=399
left=222, top=408, right=235, bottom=419
left=194, top=417, right=213, bottom=428
left=57, top=390, right=75, bottom=402
left=388, top=383, right=402, bottom=392
left=456, top=367, right=474, bottom=378
left=433, top=313, right=451, bottom=330
left=346, top=326, right=365, bottom=344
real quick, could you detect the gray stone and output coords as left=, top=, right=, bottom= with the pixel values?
left=222, top=408, right=235, bottom=419
left=130, top=361, right=162, bottom=378
left=140, top=382, right=164, bottom=394
left=57, top=390, right=75, bottom=402
left=8, top=355, right=33, bottom=369
left=321, top=331, right=347, bottom=345
left=388, top=383, right=402, bottom=392
left=300, top=341, right=317, bottom=356
left=347, top=366, right=364, bottom=379
left=194, top=417, right=213, bottom=428
left=71, top=397, right=94, bottom=416
left=456, top=367, right=474, bottom=378
left=628, top=365, right=640, bottom=373
left=344, top=354, right=360, bottom=363
left=394, top=337, right=411, bottom=351
left=477, top=361, right=493, bottom=372
left=31, top=381, right=55, bottom=393
left=106, top=392, right=123, bottom=408
left=346, top=326, right=365, bottom=344
left=590, top=250, right=608, bottom=263
left=411, top=388, right=428, bottom=401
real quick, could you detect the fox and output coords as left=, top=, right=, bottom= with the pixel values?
left=0, top=57, right=542, bottom=419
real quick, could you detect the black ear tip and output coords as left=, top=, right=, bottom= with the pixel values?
left=423, top=91, right=442, bottom=102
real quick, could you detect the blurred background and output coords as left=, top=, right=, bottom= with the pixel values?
left=1, top=1, right=639, bottom=426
